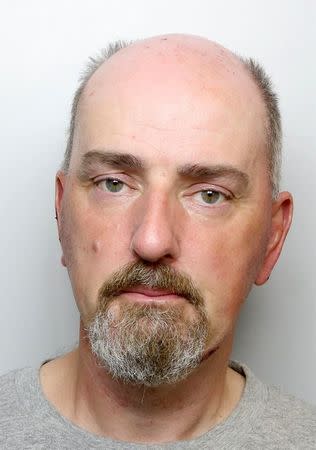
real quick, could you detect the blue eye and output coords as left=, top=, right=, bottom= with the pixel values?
left=200, top=189, right=225, bottom=204
left=99, top=178, right=124, bottom=193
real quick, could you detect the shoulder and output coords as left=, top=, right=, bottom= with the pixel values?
left=264, top=383, right=316, bottom=429
left=248, top=370, right=316, bottom=447
left=0, top=368, right=39, bottom=445
left=229, top=362, right=316, bottom=449
left=0, top=368, right=28, bottom=417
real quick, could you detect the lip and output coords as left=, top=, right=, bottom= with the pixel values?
left=119, top=287, right=184, bottom=302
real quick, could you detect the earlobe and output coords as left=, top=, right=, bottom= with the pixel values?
left=255, top=191, right=293, bottom=286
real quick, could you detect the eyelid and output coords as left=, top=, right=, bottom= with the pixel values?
left=191, top=189, right=230, bottom=208
left=186, top=183, right=234, bottom=198
left=93, top=173, right=126, bottom=182
left=93, top=174, right=140, bottom=195
left=93, top=173, right=134, bottom=187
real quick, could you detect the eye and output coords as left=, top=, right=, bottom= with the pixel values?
left=97, top=177, right=125, bottom=193
left=199, top=189, right=226, bottom=205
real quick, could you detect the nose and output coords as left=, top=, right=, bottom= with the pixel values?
left=130, top=191, right=181, bottom=263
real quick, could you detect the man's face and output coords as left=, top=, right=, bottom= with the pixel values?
left=56, top=39, right=289, bottom=380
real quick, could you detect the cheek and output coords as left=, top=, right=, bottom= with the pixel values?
left=59, top=196, right=126, bottom=316
left=185, top=213, right=270, bottom=317
left=61, top=195, right=123, bottom=263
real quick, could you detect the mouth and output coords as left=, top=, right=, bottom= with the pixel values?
left=119, top=286, right=186, bottom=303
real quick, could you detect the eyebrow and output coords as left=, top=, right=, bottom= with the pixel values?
left=177, top=163, right=249, bottom=188
left=77, top=150, right=145, bottom=180
left=77, top=150, right=249, bottom=189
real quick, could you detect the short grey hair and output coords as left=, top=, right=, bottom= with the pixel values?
left=239, top=57, right=282, bottom=199
left=62, top=40, right=282, bottom=198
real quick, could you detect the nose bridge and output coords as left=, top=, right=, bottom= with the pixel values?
left=130, top=187, right=180, bottom=262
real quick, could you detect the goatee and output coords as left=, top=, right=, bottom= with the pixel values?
left=86, top=261, right=209, bottom=386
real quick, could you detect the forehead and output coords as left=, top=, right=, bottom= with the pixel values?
left=72, top=37, right=267, bottom=172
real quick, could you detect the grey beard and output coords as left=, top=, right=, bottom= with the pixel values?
left=87, top=302, right=209, bottom=386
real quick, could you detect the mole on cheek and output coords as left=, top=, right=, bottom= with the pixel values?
left=92, top=240, right=102, bottom=254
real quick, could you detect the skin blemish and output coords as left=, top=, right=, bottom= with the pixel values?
left=92, top=240, right=102, bottom=254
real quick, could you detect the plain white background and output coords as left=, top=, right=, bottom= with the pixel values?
left=0, top=0, right=315, bottom=403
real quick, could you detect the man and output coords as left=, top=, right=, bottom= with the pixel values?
left=1, top=33, right=315, bottom=448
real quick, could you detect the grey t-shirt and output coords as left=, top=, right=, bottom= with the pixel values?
left=1, top=361, right=316, bottom=449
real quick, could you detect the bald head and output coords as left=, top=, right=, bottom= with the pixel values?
left=63, top=34, right=281, bottom=197
left=88, top=34, right=244, bottom=82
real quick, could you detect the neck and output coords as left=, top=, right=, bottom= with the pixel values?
left=40, top=325, right=245, bottom=443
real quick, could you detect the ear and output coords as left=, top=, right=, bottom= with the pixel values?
left=55, top=170, right=67, bottom=267
left=255, top=191, right=293, bottom=285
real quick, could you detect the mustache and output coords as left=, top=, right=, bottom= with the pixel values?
left=97, top=260, right=204, bottom=309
